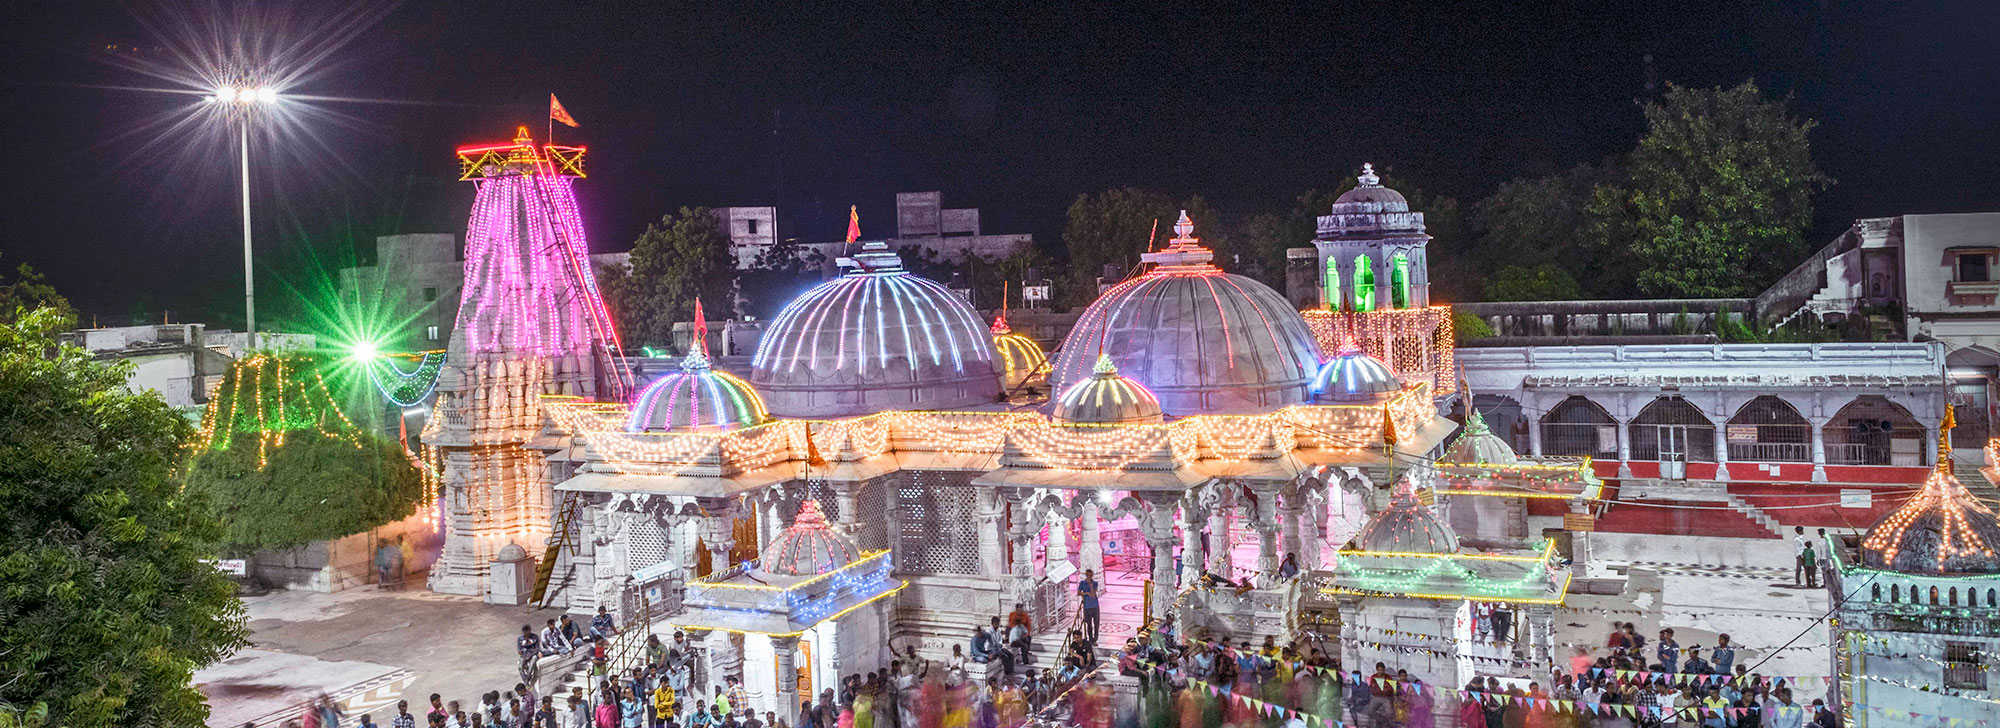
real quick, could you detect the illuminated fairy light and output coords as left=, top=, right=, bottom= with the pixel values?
left=627, top=302, right=771, bottom=432
left=192, top=354, right=364, bottom=470
left=453, top=128, right=627, bottom=400
left=366, top=351, right=446, bottom=407
left=752, top=243, right=994, bottom=380
left=1301, top=307, right=1457, bottom=395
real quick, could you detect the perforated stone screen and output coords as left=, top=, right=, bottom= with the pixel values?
left=628, top=515, right=671, bottom=573
left=896, top=471, right=981, bottom=575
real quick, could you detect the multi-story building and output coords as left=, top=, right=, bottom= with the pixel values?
left=719, top=192, right=1032, bottom=271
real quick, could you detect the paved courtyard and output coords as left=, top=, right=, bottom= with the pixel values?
left=197, top=587, right=560, bottom=727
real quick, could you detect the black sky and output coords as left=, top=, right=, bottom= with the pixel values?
left=5, top=1, right=1999, bottom=326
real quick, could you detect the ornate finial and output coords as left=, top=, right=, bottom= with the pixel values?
left=1464, top=409, right=1490, bottom=435
left=1358, top=163, right=1380, bottom=187
left=1172, top=210, right=1195, bottom=243
left=792, top=499, right=832, bottom=529
left=514, top=125, right=534, bottom=147
left=1938, top=404, right=1957, bottom=473
left=681, top=298, right=712, bottom=371
left=1093, top=353, right=1119, bottom=376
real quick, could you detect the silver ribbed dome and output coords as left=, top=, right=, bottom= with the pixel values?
left=761, top=500, right=863, bottom=577
left=990, top=311, right=1049, bottom=389
left=1052, top=354, right=1164, bottom=425
left=1862, top=468, right=2000, bottom=575
left=1050, top=212, right=1321, bottom=416
left=1309, top=344, right=1403, bottom=403
left=1444, top=410, right=1519, bottom=465
left=751, top=242, right=1002, bottom=418
left=1355, top=479, right=1460, bottom=554
left=626, top=352, right=768, bottom=432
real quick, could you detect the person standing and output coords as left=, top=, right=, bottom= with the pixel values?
left=1800, top=540, right=1820, bottom=589
left=1077, top=569, right=1102, bottom=644
left=1657, top=629, right=1680, bottom=673
left=1711, top=635, right=1736, bottom=675
left=394, top=701, right=418, bottom=728
left=1791, top=526, right=1808, bottom=586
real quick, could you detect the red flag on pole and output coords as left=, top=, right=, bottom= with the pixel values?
left=550, top=94, right=580, bottom=128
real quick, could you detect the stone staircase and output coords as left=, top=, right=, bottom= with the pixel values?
left=1719, top=491, right=1787, bottom=538
left=1955, top=461, right=1999, bottom=508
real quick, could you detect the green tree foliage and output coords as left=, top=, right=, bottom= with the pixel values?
left=185, top=432, right=423, bottom=552
left=1472, top=163, right=1623, bottom=298
left=0, top=257, right=71, bottom=324
left=1481, top=263, right=1585, bottom=302
left=1058, top=189, right=1218, bottom=308
left=182, top=355, right=424, bottom=552
left=1588, top=81, right=1831, bottom=297
left=602, top=207, right=738, bottom=347
left=1451, top=309, right=1495, bottom=345
left=0, top=308, right=248, bottom=726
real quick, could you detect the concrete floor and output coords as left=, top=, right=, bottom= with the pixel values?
left=197, top=587, right=561, bottom=727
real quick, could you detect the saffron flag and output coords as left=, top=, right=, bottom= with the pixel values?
left=1382, top=404, right=1399, bottom=446
left=550, top=94, right=579, bottom=128
left=846, top=205, right=861, bottom=243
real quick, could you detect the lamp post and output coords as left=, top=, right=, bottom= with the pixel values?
left=210, top=85, right=274, bottom=350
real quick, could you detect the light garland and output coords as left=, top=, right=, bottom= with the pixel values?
left=367, top=351, right=445, bottom=407
left=1858, top=408, right=1999, bottom=572
left=192, top=354, right=363, bottom=469
left=1300, top=307, right=1456, bottom=395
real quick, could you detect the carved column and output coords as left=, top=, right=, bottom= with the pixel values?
left=1250, top=486, right=1281, bottom=587
left=1527, top=605, right=1555, bottom=664
left=698, top=496, right=739, bottom=575
left=1045, top=499, right=1070, bottom=571
left=684, top=627, right=714, bottom=698
left=833, top=482, right=860, bottom=540
left=1179, top=498, right=1206, bottom=588
left=976, top=488, right=1006, bottom=578
left=1207, top=501, right=1233, bottom=578
left=1810, top=415, right=1830, bottom=483
left=1280, top=490, right=1304, bottom=563
left=1713, top=420, right=1732, bottom=481
left=1300, top=491, right=1325, bottom=571
left=772, top=635, right=801, bottom=724
left=1615, top=409, right=1634, bottom=479
left=1526, top=407, right=1544, bottom=457
left=1078, top=496, right=1104, bottom=578
left=1138, top=493, right=1180, bottom=622
left=1005, top=490, right=1037, bottom=606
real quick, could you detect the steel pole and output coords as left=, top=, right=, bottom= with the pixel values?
left=240, top=118, right=256, bottom=350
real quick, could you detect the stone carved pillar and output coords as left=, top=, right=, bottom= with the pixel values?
left=1005, top=490, right=1037, bottom=606
left=684, top=627, right=714, bottom=697
left=698, top=496, right=739, bottom=575
left=1207, top=503, right=1233, bottom=577
left=976, top=488, right=1006, bottom=578
left=1810, top=416, right=1830, bottom=483
left=1138, top=493, right=1180, bottom=622
left=1251, top=486, right=1281, bottom=587
left=1280, top=491, right=1304, bottom=563
left=832, top=482, right=860, bottom=541
left=1300, top=492, right=1325, bottom=571
left=1179, top=499, right=1206, bottom=589
left=1713, top=422, right=1732, bottom=481
left=772, top=635, right=801, bottom=724
left=1078, top=496, right=1104, bottom=578
left=1045, top=500, right=1070, bottom=572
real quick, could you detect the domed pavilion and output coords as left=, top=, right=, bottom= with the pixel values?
left=1049, top=211, right=1321, bottom=415
left=627, top=301, right=769, bottom=432
left=750, top=241, right=1002, bottom=418
left=1052, top=354, right=1164, bottom=426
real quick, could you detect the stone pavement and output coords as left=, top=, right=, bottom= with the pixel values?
left=197, top=587, right=561, bottom=727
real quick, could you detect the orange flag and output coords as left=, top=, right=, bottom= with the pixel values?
left=549, top=94, right=579, bottom=128
left=1382, top=404, right=1399, bottom=446
left=846, top=205, right=861, bottom=243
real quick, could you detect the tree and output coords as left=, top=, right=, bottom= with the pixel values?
left=1481, top=263, right=1586, bottom=302
left=1472, top=162, right=1625, bottom=297
left=601, top=207, right=738, bottom=347
left=1588, top=81, right=1831, bottom=297
left=1057, top=189, right=1218, bottom=309
left=0, top=257, right=70, bottom=324
left=182, top=355, right=424, bottom=552
left=0, top=308, right=247, bottom=726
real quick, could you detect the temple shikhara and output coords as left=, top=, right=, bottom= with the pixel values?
left=402, top=131, right=1991, bottom=726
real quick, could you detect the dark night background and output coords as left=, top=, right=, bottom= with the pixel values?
left=4, top=1, right=1998, bottom=327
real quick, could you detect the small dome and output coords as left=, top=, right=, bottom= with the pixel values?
left=1053, top=355, right=1164, bottom=425
left=991, top=312, right=1049, bottom=388
left=1332, top=163, right=1410, bottom=209
left=1862, top=468, right=2000, bottom=575
left=1310, top=343, right=1403, bottom=403
left=750, top=242, right=1002, bottom=418
left=1445, top=410, right=1519, bottom=465
left=627, top=352, right=768, bottom=432
left=1050, top=212, right=1321, bottom=415
left=762, top=500, right=863, bottom=577
left=496, top=542, right=528, bottom=562
left=1355, top=479, right=1459, bottom=554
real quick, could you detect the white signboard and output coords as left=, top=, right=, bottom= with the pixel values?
left=1840, top=489, right=1872, bottom=509
left=632, top=560, right=678, bottom=583
left=212, top=559, right=247, bottom=576
left=1022, top=285, right=1052, bottom=302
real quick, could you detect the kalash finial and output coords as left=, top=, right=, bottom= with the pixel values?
left=1172, top=209, right=1196, bottom=244
left=1093, top=353, right=1120, bottom=376
left=1937, top=404, right=1957, bottom=474
left=681, top=298, right=712, bottom=371
left=1358, top=162, right=1380, bottom=187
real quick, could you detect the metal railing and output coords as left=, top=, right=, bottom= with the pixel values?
left=1726, top=442, right=1811, bottom=463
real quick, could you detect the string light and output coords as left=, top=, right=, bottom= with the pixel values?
left=367, top=351, right=445, bottom=407
left=192, top=354, right=363, bottom=469
left=1301, top=308, right=1456, bottom=395
left=1859, top=408, right=1999, bottom=572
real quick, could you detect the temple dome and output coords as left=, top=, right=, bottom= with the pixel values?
left=762, top=500, right=863, bottom=577
left=1333, top=163, right=1410, bottom=209
left=750, top=242, right=1002, bottom=418
left=1309, top=344, right=1403, bottom=403
left=1052, top=355, right=1164, bottom=425
left=1049, top=212, right=1321, bottom=415
left=990, top=311, right=1049, bottom=389
left=1861, top=467, right=2000, bottom=575
left=1354, top=479, right=1459, bottom=554
left=626, top=351, right=768, bottom=432
left=1444, top=410, right=1519, bottom=465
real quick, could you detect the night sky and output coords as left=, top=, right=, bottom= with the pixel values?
left=6, top=1, right=1999, bottom=327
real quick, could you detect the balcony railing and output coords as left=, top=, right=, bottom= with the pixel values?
left=1726, top=442, right=1810, bottom=463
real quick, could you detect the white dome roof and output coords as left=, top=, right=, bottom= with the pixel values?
left=1052, top=355, right=1164, bottom=425
left=1355, top=479, right=1459, bottom=554
left=1309, top=344, right=1403, bottom=403
left=1444, top=410, right=1519, bottom=465
left=627, top=352, right=768, bottom=432
left=750, top=243, right=1002, bottom=418
left=1049, top=213, right=1321, bottom=415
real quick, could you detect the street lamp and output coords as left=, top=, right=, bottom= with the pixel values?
left=208, top=85, right=276, bottom=350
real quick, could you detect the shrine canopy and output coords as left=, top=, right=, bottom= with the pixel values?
left=1318, top=484, right=1571, bottom=604
left=1431, top=411, right=1601, bottom=502
left=671, top=501, right=905, bottom=636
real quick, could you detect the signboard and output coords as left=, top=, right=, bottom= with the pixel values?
left=1563, top=512, right=1597, bottom=532
left=632, top=559, right=678, bottom=583
left=1840, top=489, right=1872, bottom=509
left=1022, top=285, right=1052, bottom=302
left=1415, top=487, right=1435, bottom=506
left=212, top=559, right=247, bottom=576
left=1726, top=425, right=1760, bottom=443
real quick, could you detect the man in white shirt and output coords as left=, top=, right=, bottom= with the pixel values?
left=1793, top=526, right=1808, bottom=585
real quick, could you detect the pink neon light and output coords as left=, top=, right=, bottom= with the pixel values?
left=455, top=173, right=609, bottom=358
